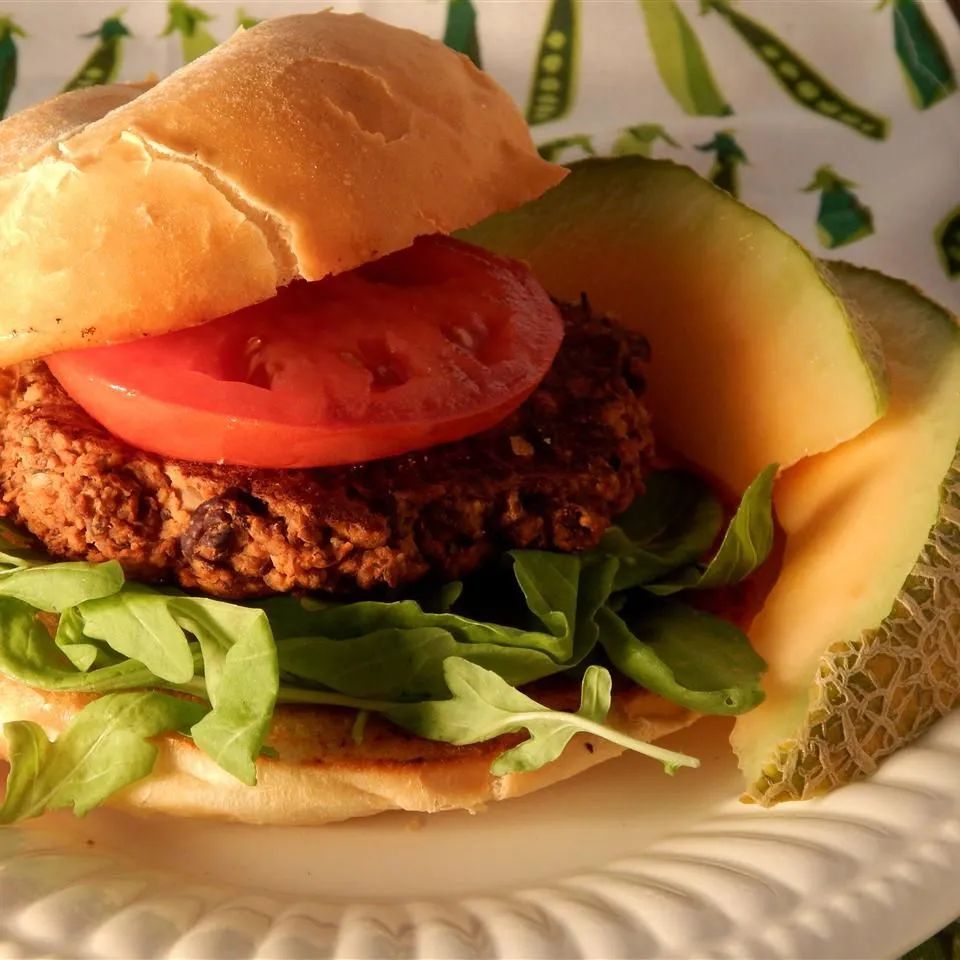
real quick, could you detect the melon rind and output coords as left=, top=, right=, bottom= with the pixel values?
left=735, top=264, right=960, bottom=804
left=746, top=457, right=960, bottom=802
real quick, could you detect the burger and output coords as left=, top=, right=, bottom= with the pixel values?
left=0, top=11, right=778, bottom=824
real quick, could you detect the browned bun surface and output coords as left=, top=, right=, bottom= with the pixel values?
left=0, top=674, right=695, bottom=824
left=0, top=12, right=564, bottom=367
left=0, top=81, right=151, bottom=174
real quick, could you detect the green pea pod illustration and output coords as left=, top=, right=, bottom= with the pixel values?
left=696, top=130, right=748, bottom=197
left=880, top=0, right=957, bottom=109
left=611, top=124, right=679, bottom=158
left=537, top=134, right=594, bottom=163
left=0, top=17, right=25, bottom=120
left=236, top=9, right=260, bottom=30
left=702, top=0, right=889, bottom=140
left=639, top=0, right=732, bottom=116
left=162, top=1, right=217, bottom=64
left=62, top=13, right=132, bottom=92
left=237, top=7, right=260, bottom=30
left=443, top=0, right=482, bottom=69
left=803, top=166, right=874, bottom=249
left=935, top=205, right=960, bottom=279
left=526, top=0, right=579, bottom=126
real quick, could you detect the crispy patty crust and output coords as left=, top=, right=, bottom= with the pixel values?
left=0, top=303, right=653, bottom=598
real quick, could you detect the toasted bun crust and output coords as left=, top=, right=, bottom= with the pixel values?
left=0, top=674, right=695, bottom=824
left=0, top=12, right=564, bottom=367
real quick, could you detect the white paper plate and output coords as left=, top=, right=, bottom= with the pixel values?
left=3, top=712, right=960, bottom=959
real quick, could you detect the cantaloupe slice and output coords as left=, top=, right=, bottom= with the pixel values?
left=732, top=264, right=960, bottom=803
left=463, top=157, right=887, bottom=494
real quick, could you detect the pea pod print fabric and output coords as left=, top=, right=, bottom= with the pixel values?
left=937, top=206, right=960, bottom=278
left=639, top=0, right=731, bottom=117
left=526, top=0, right=579, bottom=125
left=611, top=124, right=679, bottom=159
left=803, top=166, right=875, bottom=249
left=696, top=131, right=748, bottom=198
left=62, top=15, right=132, bottom=92
left=162, top=2, right=217, bottom=65
left=887, top=0, right=957, bottom=108
left=0, top=16, right=23, bottom=119
left=0, top=0, right=956, bottom=305
left=443, top=0, right=482, bottom=69
left=537, top=133, right=595, bottom=162
left=235, top=9, right=259, bottom=30
left=702, top=0, right=889, bottom=140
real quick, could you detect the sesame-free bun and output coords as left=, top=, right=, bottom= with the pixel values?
left=0, top=674, right=694, bottom=825
left=0, top=12, right=564, bottom=367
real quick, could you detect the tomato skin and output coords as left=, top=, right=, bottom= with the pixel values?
left=47, top=237, right=563, bottom=469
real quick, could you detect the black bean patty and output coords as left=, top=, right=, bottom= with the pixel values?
left=0, top=301, right=654, bottom=599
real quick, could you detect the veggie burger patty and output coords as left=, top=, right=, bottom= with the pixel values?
left=0, top=302, right=654, bottom=599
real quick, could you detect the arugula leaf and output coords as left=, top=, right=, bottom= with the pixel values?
left=387, top=658, right=699, bottom=775
left=0, top=691, right=206, bottom=823
left=490, top=665, right=611, bottom=775
left=273, top=551, right=617, bottom=701
left=276, top=626, right=558, bottom=701
left=17, top=585, right=278, bottom=785
left=0, top=519, right=55, bottom=569
left=0, top=560, right=123, bottom=612
left=79, top=587, right=195, bottom=684
left=600, top=470, right=724, bottom=591
left=264, top=550, right=602, bottom=700
left=75, top=588, right=279, bottom=785
left=647, top=464, right=777, bottom=594
left=572, top=555, right=619, bottom=660
left=433, top=581, right=464, bottom=613
left=597, top=598, right=766, bottom=715
left=171, top=598, right=278, bottom=786
left=509, top=550, right=579, bottom=641
left=262, top=594, right=569, bottom=660
left=612, top=470, right=722, bottom=548
left=0, top=596, right=170, bottom=693
left=0, top=517, right=124, bottom=607
left=54, top=606, right=99, bottom=672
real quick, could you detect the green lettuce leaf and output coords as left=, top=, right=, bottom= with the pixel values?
left=54, top=606, right=100, bottom=671
left=276, top=626, right=554, bottom=701
left=273, top=551, right=582, bottom=658
left=509, top=550, right=579, bottom=642
left=79, top=591, right=278, bottom=785
left=267, top=551, right=611, bottom=700
left=0, top=519, right=56, bottom=568
left=646, top=464, right=777, bottom=594
left=0, top=521, right=124, bottom=610
left=601, top=470, right=724, bottom=591
left=172, top=599, right=278, bottom=787
left=0, top=560, right=123, bottom=613
left=271, top=551, right=616, bottom=702
left=78, top=586, right=195, bottom=683
left=597, top=598, right=766, bottom=715
left=387, top=658, right=699, bottom=775
left=0, top=691, right=206, bottom=823
left=0, top=596, right=170, bottom=693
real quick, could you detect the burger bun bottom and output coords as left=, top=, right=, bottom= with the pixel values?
left=0, top=674, right=696, bottom=825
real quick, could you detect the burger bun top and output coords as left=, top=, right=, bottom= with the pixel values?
left=0, top=12, right=564, bottom=366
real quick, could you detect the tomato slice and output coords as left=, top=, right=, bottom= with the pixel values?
left=47, top=237, right=563, bottom=469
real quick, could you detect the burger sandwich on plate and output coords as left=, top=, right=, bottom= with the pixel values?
left=0, top=10, right=957, bottom=825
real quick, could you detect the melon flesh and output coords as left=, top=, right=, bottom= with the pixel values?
left=463, top=157, right=887, bottom=495
left=732, top=264, right=960, bottom=803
